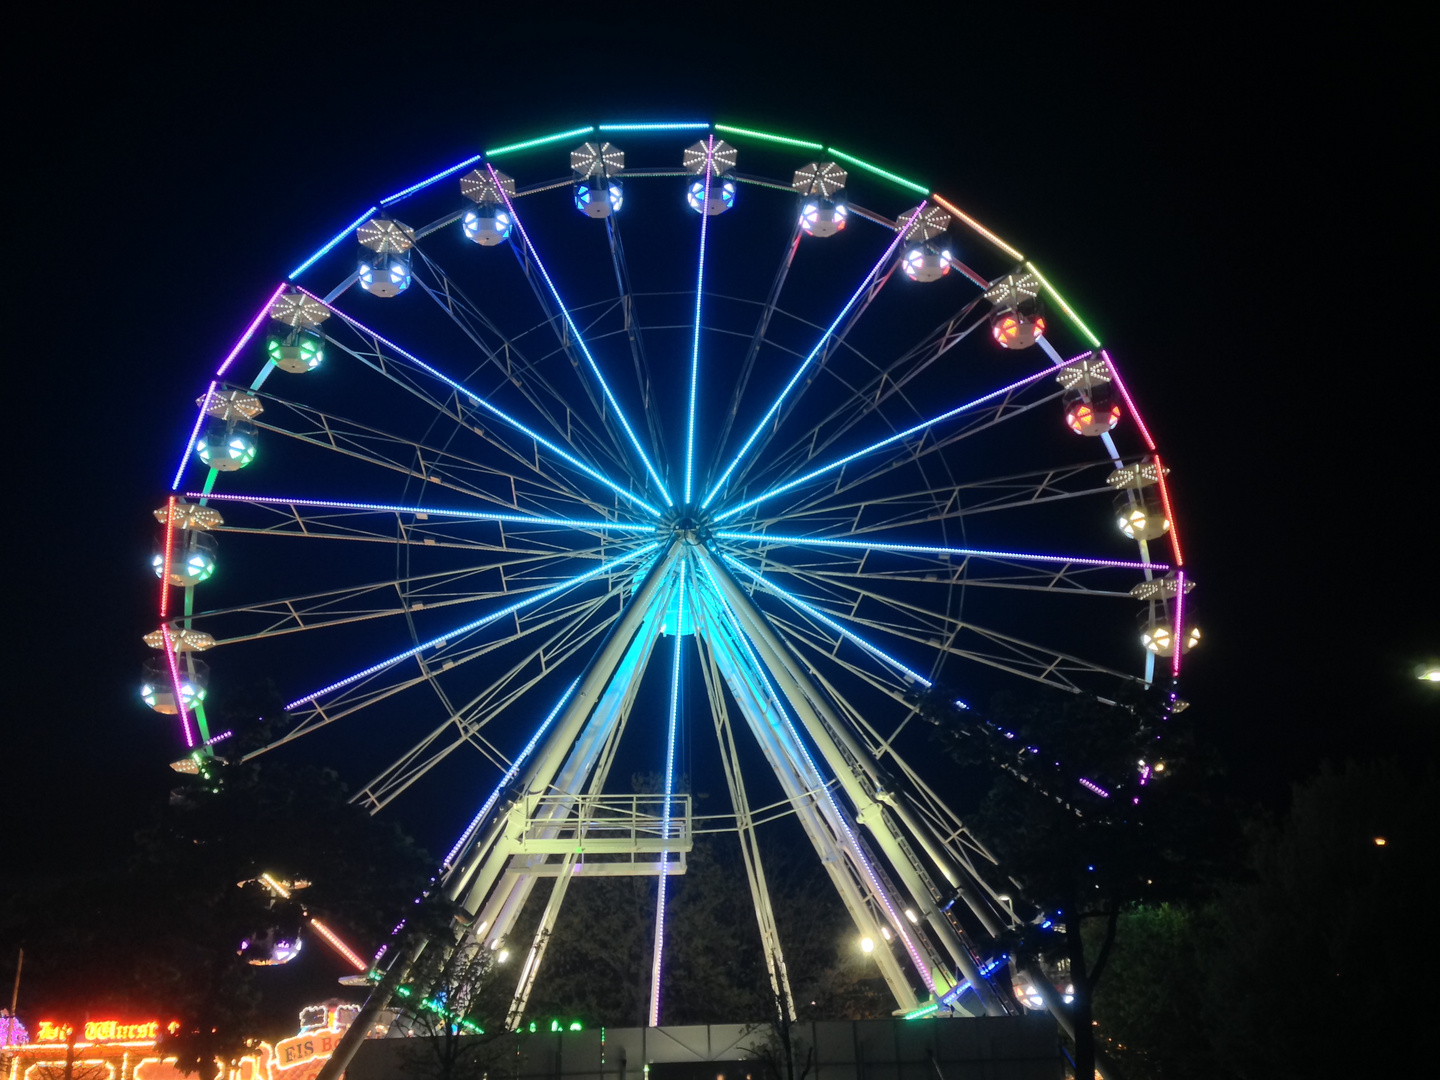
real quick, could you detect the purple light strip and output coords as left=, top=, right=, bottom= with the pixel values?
left=170, top=380, right=216, bottom=491
left=715, top=530, right=1167, bottom=572
left=296, top=288, right=661, bottom=518
left=701, top=206, right=920, bottom=510
left=715, top=363, right=1057, bottom=522
left=1078, top=777, right=1110, bottom=798
left=684, top=140, right=714, bottom=507
left=289, top=206, right=379, bottom=280
left=441, top=678, right=580, bottom=870
left=720, top=554, right=932, bottom=687
left=1171, top=570, right=1186, bottom=678
left=162, top=627, right=196, bottom=749
left=1100, top=349, right=1157, bottom=452
left=694, top=560, right=935, bottom=993
left=188, top=492, right=656, bottom=532
left=488, top=165, right=673, bottom=507
left=215, top=282, right=289, bottom=378
left=205, top=730, right=234, bottom=746
left=649, top=562, right=687, bottom=1026
left=380, top=154, right=483, bottom=206
left=285, top=541, right=659, bottom=709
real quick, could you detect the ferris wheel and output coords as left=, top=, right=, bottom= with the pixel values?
left=147, top=118, right=1196, bottom=1037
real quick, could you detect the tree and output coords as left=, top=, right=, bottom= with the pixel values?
left=397, top=941, right=510, bottom=1080
left=920, top=685, right=1216, bottom=1080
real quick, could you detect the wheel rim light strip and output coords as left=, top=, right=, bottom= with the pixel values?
left=1170, top=569, right=1186, bottom=678
left=285, top=541, right=660, bottom=709
left=713, top=124, right=823, bottom=151
left=715, top=530, right=1167, bottom=571
left=1099, top=349, right=1156, bottom=452
left=649, top=562, right=687, bottom=1027
left=488, top=165, right=673, bottom=507
left=296, top=287, right=662, bottom=518
left=600, top=122, right=710, bottom=132
left=695, top=559, right=935, bottom=993
left=927, top=193, right=1024, bottom=262
left=1024, top=261, right=1101, bottom=349
left=289, top=207, right=379, bottom=280
left=716, top=362, right=1058, bottom=522
left=1151, top=452, right=1183, bottom=567
left=380, top=154, right=483, bottom=206
left=721, top=554, right=932, bottom=688
left=161, top=626, right=196, bottom=749
left=825, top=147, right=929, bottom=196
left=441, top=678, right=580, bottom=870
left=702, top=205, right=920, bottom=509
left=186, top=492, right=656, bottom=533
left=685, top=140, right=714, bottom=506
left=485, top=126, right=595, bottom=158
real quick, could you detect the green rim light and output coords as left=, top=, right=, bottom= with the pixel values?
left=486, top=126, right=596, bottom=158
left=714, top=124, right=823, bottom=151
left=1025, top=261, right=1102, bottom=348
left=825, top=147, right=929, bottom=195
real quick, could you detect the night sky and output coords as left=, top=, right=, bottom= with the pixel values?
left=8, top=7, right=1430, bottom=929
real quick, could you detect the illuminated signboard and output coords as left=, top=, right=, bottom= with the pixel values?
left=34, top=1020, right=178, bottom=1044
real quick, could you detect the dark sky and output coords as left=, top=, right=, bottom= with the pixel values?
left=7, top=8, right=1431, bottom=889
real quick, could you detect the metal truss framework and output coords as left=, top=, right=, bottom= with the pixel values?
left=154, top=123, right=1191, bottom=1080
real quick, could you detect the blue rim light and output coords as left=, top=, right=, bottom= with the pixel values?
left=289, top=206, right=379, bottom=280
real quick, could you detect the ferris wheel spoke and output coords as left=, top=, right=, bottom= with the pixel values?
left=243, top=391, right=627, bottom=519
left=352, top=593, right=625, bottom=814
left=307, top=295, right=662, bottom=517
left=282, top=541, right=660, bottom=711
left=747, top=558, right=1142, bottom=695
left=490, top=165, right=674, bottom=507
left=408, top=247, right=631, bottom=477
left=701, top=223, right=802, bottom=492
left=185, top=542, right=638, bottom=646
left=604, top=214, right=670, bottom=470
left=716, top=367, right=1063, bottom=524
left=243, top=587, right=623, bottom=762
left=701, top=207, right=919, bottom=510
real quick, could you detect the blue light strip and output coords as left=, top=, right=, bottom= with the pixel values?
left=441, top=678, right=581, bottom=869
left=685, top=139, right=714, bottom=506
left=289, top=206, right=379, bottom=280
left=171, top=381, right=217, bottom=490
left=380, top=154, right=483, bottom=206
left=488, top=166, right=674, bottom=507
left=714, top=531, right=1166, bottom=571
left=714, top=363, right=1057, bottom=522
left=693, top=560, right=936, bottom=993
left=649, top=561, right=687, bottom=1026
left=299, top=289, right=662, bottom=517
left=599, top=122, right=711, bottom=131
left=720, top=554, right=932, bottom=687
left=285, top=541, right=659, bottom=710
left=188, top=492, right=656, bottom=532
left=701, top=208, right=920, bottom=509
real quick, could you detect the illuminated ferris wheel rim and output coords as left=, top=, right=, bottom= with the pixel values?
left=148, top=116, right=1196, bottom=1031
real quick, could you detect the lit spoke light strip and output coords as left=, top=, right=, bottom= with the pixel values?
left=1170, top=569, right=1186, bottom=678
left=289, top=207, right=378, bottom=280
left=715, top=364, right=1057, bottom=522
left=928, top=193, right=1024, bottom=262
left=170, top=380, right=215, bottom=491
left=485, top=126, right=595, bottom=158
left=714, top=530, right=1167, bottom=571
left=309, top=918, right=368, bottom=971
left=297, top=289, right=661, bottom=517
left=721, top=554, right=932, bottom=687
left=826, top=147, right=929, bottom=196
left=285, top=542, right=659, bottom=710
left=702, top=212, right=917, bottom=509
left=161, top=626, right=196, bottom=749
left=441, top=679, right=580, bottom=870
left=188, top=492, right=657, bottom=532
left=685, top=140, right=714, bottom=506
left=380, top=154, right=483, bottom=206
left=600, top=122, right=710, bottom=131
left=1099, top=349, right=1156, bottom=453
left=1024, top=262, right=1101, bottom=348
left=159, top=496, right=176, bottom=618
left=216, top=282, right=290, bottom=378
left=695, top=560, right=935, bottom=993
left=713, top=124, right=823, bottom=151
left=489, top=166, right=673, bottom=507
left=649, top=562, right=687, bottom=1027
